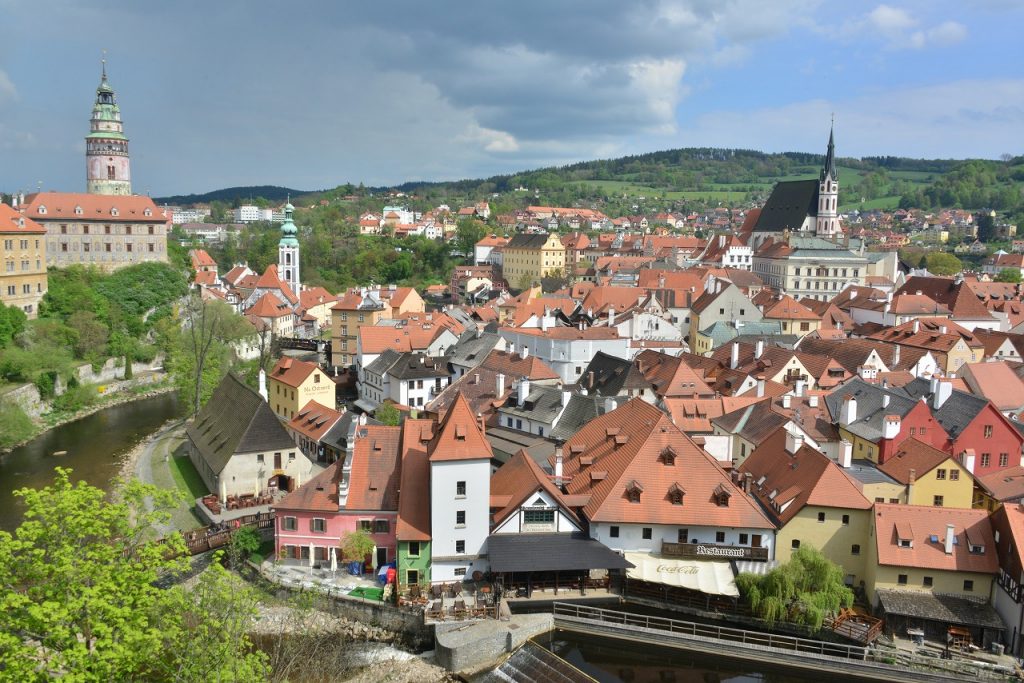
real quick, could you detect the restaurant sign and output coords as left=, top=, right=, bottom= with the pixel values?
left=661, top=541, right=769, bottom=561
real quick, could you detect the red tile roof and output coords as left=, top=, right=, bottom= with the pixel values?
left=286, top=400, right=344, bottom=443
left=0, top=204, right=46, bottom=234
left=397, top=419, right=432, bottom=541
left=877, top=438, right=960, bottom=484
left=248, top=292, right=292, bottom=318
left=490, top=451, right=580, bottom=528
left=189, top=248, right=217, bottom=269
left=872, top=503, right=997, bottom=573
left=480, top=349, right=559, bottom=381
left=22, top=192, right=169, bottom=223
left=429, top=394, right=493, bottom=462
left=269, top=357, right=321, bottom=388
left=346, top=425, right=402, bottom=511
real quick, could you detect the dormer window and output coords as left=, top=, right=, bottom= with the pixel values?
left=625, top=480, right=643, bottom=504
left=37, top=206, right=46, bottom=215
left=713, top=483, right=731, bottom=507
left=668, top=483, right=684, bottom=506
left=143, top=208, right=152, bottom=217
left=111, top=207, right=119, bottom=217
left=74, top=206, right=82, bottom=215
left=899, top=539, right=912, bottom=548
left=660, top=446, right=677, bottom=466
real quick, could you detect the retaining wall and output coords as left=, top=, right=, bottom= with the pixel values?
left=434, top=613, right=554, bottom=674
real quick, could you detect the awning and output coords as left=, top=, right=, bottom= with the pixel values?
left=624, top=552, right=739, bottom=597
left=876, top=589, right=1005, bottom=630
left=353, top=399, right=378, bottom=413
left=488, top=533, right=634, bottom=573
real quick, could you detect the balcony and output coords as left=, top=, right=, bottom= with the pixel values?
left=660, top=540, right=769, bottom=561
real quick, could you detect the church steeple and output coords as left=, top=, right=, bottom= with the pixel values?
left=278, top=201, right=300, bottom=293
left=86, top=59, right=132, bottom=195
left=815, top=120, right=841, bottom=238
left=820, top=119, right=838, bottom=183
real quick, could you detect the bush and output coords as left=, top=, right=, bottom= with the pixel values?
left=0, top=402, right=36, bottom=447
left=51, top=383, right=98, bottom=413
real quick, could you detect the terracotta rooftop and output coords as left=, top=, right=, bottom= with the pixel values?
left=0, top=203, right=45, bottom=234
left=429, top=394, right=493, bottom=462
left=877, top=438, right=961, bottom=485
left=269, top=357, right=321, bottom=388
left=396, top=419, right=432, bottom=541
left=873, top=503, right=997, bottom=574
left=346, top=425, right=402, bottom=511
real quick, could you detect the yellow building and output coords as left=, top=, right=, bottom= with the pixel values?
left=878, top=438, right=974, bottom=509
left=864, top=504, right=997, bottom=606
left=0, top=204, right=47, bottom=318
left=502, top=233, right=565, bottom=287
left=738, top=429, right=873, bottom=584
left=761, top=294, right=821, bottom=340
left=330, top=286, right=424, bottom=367
left=268, top=357, right=334, bottom=421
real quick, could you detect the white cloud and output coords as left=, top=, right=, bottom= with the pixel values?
left=856, top=5, right=967, bottom=49
left=868, top=4, right=917, bottom=32
left=0, top=69, right=17, bottom=105
left=925, top=20, right=969, bottom=45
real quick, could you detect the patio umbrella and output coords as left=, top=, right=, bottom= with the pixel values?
left=309, top=543, right=315, bottom=573
left=330, top=547, right=337, bottom=574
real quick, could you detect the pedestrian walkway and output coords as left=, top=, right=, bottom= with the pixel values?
left=260, top=559, right=384, bottom=598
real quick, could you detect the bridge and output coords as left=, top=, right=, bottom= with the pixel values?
left=550, top=602, right=1011, bottom=682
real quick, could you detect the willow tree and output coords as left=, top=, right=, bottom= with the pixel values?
left=735, top=546, right=853, bottom=630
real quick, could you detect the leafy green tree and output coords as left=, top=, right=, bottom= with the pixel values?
left=996, top=268, right=1022, bottom=283
left=925, top=252, right=963, bottom=276
left=735, top=546, right=853, bottom=630
left=375, top=403, right=400, bottom=426
left=976, top=212, right=996, bottom=243
left=66, top=310, right=109, bottom=360
left=455, top=218, right=486, bottom=256
left=0, top=304, right=27, bottom=348
left=339, top=529, right=375, bottom=563
left=226, top=526, right=262, bottom=569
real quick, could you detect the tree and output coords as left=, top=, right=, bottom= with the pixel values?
left=0, top=468, right=268, bottom=681
left=66, top=310, right=110, bottom=360
left=226, top=526, right=262, bottom=569
left=996, top=268, right=1022, bottom=283
left=177, top=297, right=255, bottom=416
left=735, top=546, right=853, bottom=631
left=0, top=304, right=27, bottom=348
left=976, top=212, right=996, bottom=243
left=374, top=403, right=400, bottom=426
left=338, top=529, right=375, bottom=563
left=455, top=218, right=486, bottom=257
left=925, top=252, right=963, bottom=276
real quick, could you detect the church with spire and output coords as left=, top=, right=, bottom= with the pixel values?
left=278, top=202, right=300, bottom=293
left=86, top=61, right=132, bottom=196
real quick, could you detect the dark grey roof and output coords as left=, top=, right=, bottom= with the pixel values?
left=507, top=233, right=553, bottom=250
left=575, top=351, right=650, bottom=397
left=447, top=329, right=502, bottom=369
left=387, top=352, right=449, bottom=380
left=844, top=459, right=899, bottom=486
left=186, top=373, right=295, bottom=474
left=876, top=589, right=1004, bottom=630
left=824, top=378, right=917, bottom=442
left=550, top=394, right=606, bottom=441
left=485, top=427, right=556, bottom=467
left=321, top=412, right=380, bottom=451
left=487, top=532, right=634, bottom=572
left=901, top=377, right=987, bottom=439
left=752, top=179, right=819, bottom=232
left=501, top=385, right=566, bottom=423
left=364, top=348, right=403, bottom=376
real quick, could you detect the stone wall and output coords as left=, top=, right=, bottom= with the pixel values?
left=434, top=613, right=554, bottom=674
left=75, top=356, right=163, bottom=385
left=0, top=384, right=45, bottom=419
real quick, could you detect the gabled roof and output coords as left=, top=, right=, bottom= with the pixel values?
left=479, top=349, right=560, bottom=381
left=186, top=373, right=295, bottom=474
left=22, top=192, right=168, bottom=223
left=274, top=461, right=340, bottom=512
left=559, top=398, right=772, bottom=529
left=427, top=367, right=510, bottom=417
left=961, top=361, right=1024, bottom=411
left=490, top=451, right=580, bottom=529
left=878, top=438, right=962, bottom=484
left=397, top=419, right=433, bottom=541
left=873, top=503, right=997, bottom=573
left=269, top=357, right=321, bottom=388
left=248, top=291, right=292, bottom=318
left=506, top=233, right=556, bottom=250
left=752, top=179, right=818, bottom=233
left=254, top=264, right=297, bottom=305
left=896, top=276, right=995, bottom=321
left=346, top=425, right=402, bottom=510
left=429, top=394, right=493, bottom=462
left=0, top=203, right=46, bottom=234
left=286, top=400, right=344, bottom=443
left=823, top=378, right=918, bottom=442
left=576, top=351, right=651, bottom=397
left=189, top=248, right=217, bottom=269
left=738, top=428, right=871, bottom=525
left=901, top=377, right=991, bottom=440
left=763, top=294, right=820, bottom=321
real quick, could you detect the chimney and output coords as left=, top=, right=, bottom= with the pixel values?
left=883, top=415, right=901, bottom=440
left=944, top=523, right=955, bottom=555
left=795, top=380, right=805, bottom=397
left=933, top=380, right=952, bottom=409
left=755, top=340, right=765, bottom=360
left=562, top=390, right=571, bottom=407
left=587, top=371, right=595, bottom=389
left=604, top=396, right=618, bottom=413
left=518, top=378, right=531, bottom=405
left=541, top=314, right=549, bottom=332
left=940, top=324, right=948, bottom=335
left=782, top=394, right=792, bottom=409
left=478, top=412, right=486, bottom=433
left=891, top=345, right=900, bottom=368
left=962, top=449, right=976, bottom=474
left=473, top=372, right=480, bottom=385
left=756, top=378, right=765, bottom=398
left=730, top=342, right=740, bottom=370
left=744, top=472, right=753, bottom=493
left=258, top=369, right=268, bottom=402
left=912, top=319, right=920, bottom=334
left=882, top=394, right=890, bottom=408
left=839, top=440, right=852, bottom=468
left=554, top=448, right=564, bottom=486
left=785, top=430, right=804, bottom=454
left=840, top=395, right=857, bottom=427
left=608, top=306, right=616, bottom=327
left=808, top=394, right=819, bottom=408
left=496, top=373, right=505, bottom=396
left=520, top=345, right=529, bottom=359
left=475, top=326, right=482, bottom=339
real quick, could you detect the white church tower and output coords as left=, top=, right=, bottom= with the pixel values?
left=278, top=202, right=300, bottom=293
left=815, top=123, right=841, bottom=238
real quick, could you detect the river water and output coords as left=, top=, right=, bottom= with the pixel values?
left=0, top=392, right=182, bottom=531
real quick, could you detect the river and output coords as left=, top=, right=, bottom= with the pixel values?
left=0, top=392, right=183, bottom=531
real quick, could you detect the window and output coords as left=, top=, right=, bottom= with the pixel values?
left=148, top=225, right=154, bottom=235
left=898, top=574, right=908, bottom=585
left=61, top=243, right=68, bottom=252
left=817, top=512, right=826, bottom=523
left=981, top=453, right=991, bottom=468
left=83, top=226, right=89, bottom=234
left=791, top=539, right=801, bottom=550
left=889, top=498, right=900, bottom=504
left=739, top=533, right=748, bottom=545
left=125, top=225, right=131, bottom=235
left=933, top=495, right=944, bottom=507
left=83, top=242, right=90, bottom=252
left=60, top=225, right=67, bottom=234
left=923, top=576, right=933, bottom=587
left=126, top=243, right=132, bottom=253
left=104, top=225, right=110, bottom=234
left=374, top=520, right=389, bottom=534
left=642, top=528, right=653, bottom=540
left=950, top=469, right=959, bottom=481
left=408, top=541, right=420, bottom=557
left=105, top=243, right=111, bottom=252
left=919, top=427, right=925, bottom=436
left=936, top=469, right=946, bottom=480
left=407, top=569, right=419, bottom=585
left=360, top=520, right=372, bottom=532
left=456, top=481, right=466, bottom=497
left=257, top=454, right=264, bottom=464
left=1001, top=453, right=1009, bottom=468
left=851, top=544, right=861, bottom=555
left=899, top=539, right=912, bottom=548
left=311, top=518, right=326, bottom=533
left=455, top=510, right=465, bottom=527
left=610, top=526, right=620, bottom=538
left=282, top=517, right=297, bottom=531
left=842, top=514, right=850, bottom=526
left=984, top=425, right=993, bottom=438
left=455, top=540, right=465, bottom=554
left=715, top=531, right=726, bottom=543
left=963, top=580, right=974, bottom=592
left=677, top=529, right=688, bottom=543
left=454, top=567, right=467, bottom=577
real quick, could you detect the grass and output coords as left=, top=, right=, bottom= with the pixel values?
left=840, top=196, right=902, bottom=212
left=250, top=539, right=275, bottom=565
left=168, top=453, right=210, bottom=500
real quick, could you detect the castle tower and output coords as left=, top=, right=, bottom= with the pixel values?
left=815, top=122, right=840, bottom=238
left=86, top=61, right=132, bottom=195
left=278, top=202, right=300, bottom=292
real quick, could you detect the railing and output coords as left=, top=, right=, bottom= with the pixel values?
left=553, top=602, right=866, bottom=660
left=180, top=512, right=275, bottom=556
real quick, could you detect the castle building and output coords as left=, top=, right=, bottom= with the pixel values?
left=278, top=202, right=300, bottom=293
left=86, top=62, right=131, bottom=196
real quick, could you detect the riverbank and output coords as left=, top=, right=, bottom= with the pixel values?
left=1, top=377, right=176, bottom=453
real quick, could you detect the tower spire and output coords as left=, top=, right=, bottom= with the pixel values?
left=86, top=56, right=131, bottom=195
left=820, top=116, right=837, bottom=183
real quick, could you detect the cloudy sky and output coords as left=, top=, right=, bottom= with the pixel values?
left=0, top=0, right=1021, bottom=195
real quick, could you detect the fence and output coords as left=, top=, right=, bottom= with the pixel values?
left=180, top=512, right=275, bottom=556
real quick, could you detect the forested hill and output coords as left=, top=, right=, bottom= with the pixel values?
left=154, top=185, right=313, bottom=205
